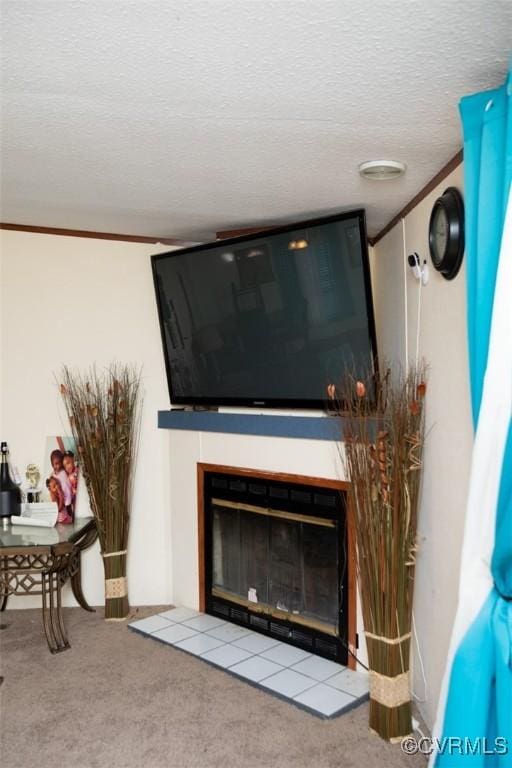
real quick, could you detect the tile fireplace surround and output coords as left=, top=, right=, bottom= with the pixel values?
left=130, top=607, right=369, bottom=718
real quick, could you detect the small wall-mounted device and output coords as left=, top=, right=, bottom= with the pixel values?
left=407, top=252, right=429, bottom=285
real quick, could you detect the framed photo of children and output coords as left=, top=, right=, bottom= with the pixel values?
left=44, top=436, right=80, bottom=524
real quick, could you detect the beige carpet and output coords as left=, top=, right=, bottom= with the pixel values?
left=0, top=606, right=426, bottom=768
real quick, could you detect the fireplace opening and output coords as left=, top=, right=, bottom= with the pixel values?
left=202, top=469, right=350, bottom=664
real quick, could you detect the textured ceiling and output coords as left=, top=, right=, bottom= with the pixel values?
left=1, top=1, right=511, bottom=240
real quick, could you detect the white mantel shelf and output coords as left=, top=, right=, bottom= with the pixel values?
left=157, top=410, right=346, bottom=441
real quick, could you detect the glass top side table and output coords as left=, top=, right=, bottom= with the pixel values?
left=0, top=516, right=98, bottom=653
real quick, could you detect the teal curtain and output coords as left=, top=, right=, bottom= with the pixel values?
left=436, top=67, right=512, bottom=766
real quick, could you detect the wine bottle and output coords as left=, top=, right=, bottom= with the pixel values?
left=0, top=442, right=22, bottom=519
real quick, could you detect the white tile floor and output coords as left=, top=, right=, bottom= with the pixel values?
left=129, top=607, right=369, bottom=719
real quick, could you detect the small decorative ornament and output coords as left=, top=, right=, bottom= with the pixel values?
left=428, top=187, right=465, bottom=280
left=25, top=463, right=41, bottom=489
left=326, top=383, right=336, bottom=400
left=416, top=382, right=427, bottom=399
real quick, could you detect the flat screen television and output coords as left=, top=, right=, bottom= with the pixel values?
left=152, top=209, right=378, bottom=409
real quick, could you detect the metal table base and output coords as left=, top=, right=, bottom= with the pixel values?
left=0, top=518, right=98, bottom=653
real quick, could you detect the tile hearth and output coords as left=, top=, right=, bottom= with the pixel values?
left=129, top=607, right=368, bottom=719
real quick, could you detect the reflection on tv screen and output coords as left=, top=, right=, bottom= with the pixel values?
left=152, top=211, right=377, bottom=407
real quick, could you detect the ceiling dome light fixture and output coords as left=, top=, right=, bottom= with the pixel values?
left=358, top=160, right=406, bottom=181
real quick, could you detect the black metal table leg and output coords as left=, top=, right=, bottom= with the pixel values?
left=0, top=556, right=8, bottom=612
left=69, top=523, right=98, bottom=612
left=1, top=517, right=97, bottom=652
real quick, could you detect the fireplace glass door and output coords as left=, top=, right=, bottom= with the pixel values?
left=212, top=501, right=340, bottom=633
left=205, top=472, right=348, bottom=662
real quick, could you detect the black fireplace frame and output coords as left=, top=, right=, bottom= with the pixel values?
left=198, top=464, right=356, bottom=666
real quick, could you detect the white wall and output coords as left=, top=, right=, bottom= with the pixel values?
left=1, top=181, right=472, bottom=729
left=371, top=164, right=473, bottom=728
left=0, top=230, right=174, bottom=609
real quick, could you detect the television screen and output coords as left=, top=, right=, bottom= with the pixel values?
left=152, top=210, right=377, bottom=408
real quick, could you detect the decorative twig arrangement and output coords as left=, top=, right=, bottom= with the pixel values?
left=330, top=365, right=426, bottom=741
left=59, top=364, right=142, bottom=621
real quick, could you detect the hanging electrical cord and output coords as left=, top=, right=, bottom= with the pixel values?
left=412, top=264, right=428, bottom=704
left=415, top=270, right=423, bottom=369
left=342, top=640, right=370, bottom=672
left=402, top=223, right=430, bottom=706
left=412, top=265, right=428, bottom=705
left=412, top=611, right=428, bottom=703
left=338, top=521, right=370, bottom=671
left=402, top=218, right=409, bottom=370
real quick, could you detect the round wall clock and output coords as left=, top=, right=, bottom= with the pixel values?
left=428, top=186, right=465, bottom=280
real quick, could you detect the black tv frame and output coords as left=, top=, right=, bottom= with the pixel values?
left=151, top=209, right=378, bottom=410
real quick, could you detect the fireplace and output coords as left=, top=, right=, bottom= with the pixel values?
left=197, top=464, right=356, bottom=666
